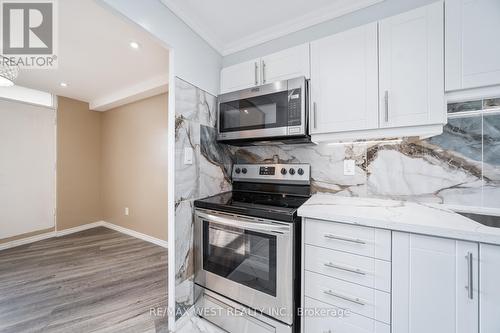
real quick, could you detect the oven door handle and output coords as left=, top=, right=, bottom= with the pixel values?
left=196, top=211, right=291, bottom=235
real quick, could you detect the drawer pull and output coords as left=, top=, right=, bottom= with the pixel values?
left=323, top=289, right=366, bottom=306
left=324, top=234, right=366, bottom=245
left=324, top=262, right=367, bottom=275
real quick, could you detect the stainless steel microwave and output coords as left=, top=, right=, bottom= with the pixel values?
left=217, top=77, right=309, bottom=145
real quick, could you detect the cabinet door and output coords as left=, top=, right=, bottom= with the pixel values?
left=220, top=59, right=259, bottom=94
left=479, top=244, right=500, bottom=333
left=446, top=0, right=500, bottom=91
left=379, top=1, right=445, bottom=128
left=260, top=43, right=310, bottom=85
left=392, top=232, right=478, bottom=333
left=310, top=22, right=378, bottom=134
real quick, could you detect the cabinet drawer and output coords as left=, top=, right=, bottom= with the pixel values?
left=304, top=297, right=390, bottom=333
left=305, top=219, right=391, bottom=261
left=305, top=271, right=390, bottom=324
left=305, top=244, right=391, bottom=292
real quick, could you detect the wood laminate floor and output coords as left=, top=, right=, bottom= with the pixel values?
left=0, top=227, right=168, bottom=333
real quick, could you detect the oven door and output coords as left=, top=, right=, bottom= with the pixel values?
left=217, top=78, right=305, bottom=141
left=194, top=209, right=295, bottom=325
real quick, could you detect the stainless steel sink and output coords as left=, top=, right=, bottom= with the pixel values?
left=457, top=212, right=500, bottom=228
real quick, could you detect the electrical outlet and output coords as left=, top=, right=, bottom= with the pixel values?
left=124, top=207, right=129, bottom=216
left=343, top=160, right=356, bottom=176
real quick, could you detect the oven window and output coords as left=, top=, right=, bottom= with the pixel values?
left=219, top=91, right=288, bottom=133
left=202, top=221, right=277, bottom=297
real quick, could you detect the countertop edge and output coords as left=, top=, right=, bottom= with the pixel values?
left=298, top=203, right=500, bottom=246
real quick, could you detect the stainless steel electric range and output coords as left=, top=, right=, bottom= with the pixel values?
left=193, top=163, right=311, bottom=333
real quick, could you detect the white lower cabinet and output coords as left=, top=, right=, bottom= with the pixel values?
left=304, top=245, right=391, bottom=293
left=303, top=219, right=392, bottom=332
left=304, top=297, right=390, bottom=333
left=305, top=271, right=390, bottom=325
left=302, top=219, right=500, bottom=333
left=479, top=244, right=500, bottom=333
left=392, top=232, right=479, bottom=333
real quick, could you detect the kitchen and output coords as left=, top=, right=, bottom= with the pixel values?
left=0, top=0, right=499, bottom=332
left=168, top=0, right=500, bottom=332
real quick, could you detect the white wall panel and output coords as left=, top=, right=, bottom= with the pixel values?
left=0, top=99, right=56, bottom=239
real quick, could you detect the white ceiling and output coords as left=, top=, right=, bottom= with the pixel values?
left=15, top=0, right=169, bottom=111
left=161, top=0, right=383, bottom=55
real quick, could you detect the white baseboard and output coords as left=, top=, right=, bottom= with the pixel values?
left=101, top=221, right=168, bottom=248
left=55, top=221, right=104, bottom=237
left=0, top=231, right=56, bottom=251
left=0, top=221, right=168, bottom=251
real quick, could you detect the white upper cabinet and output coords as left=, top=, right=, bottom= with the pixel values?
left=479, top=244, right=500, bottom=333
left=261, top=44, right=310, bottom=85
left=220, top=44, right=310, bottom=94
left=392, top=232, right=479, bottom=333
left=220, top=59, right=260, bottom=94
left=310, top=22, right=379, bottom=134
left=446, top=0, right=500, bottom=91
left=379, top=1, right=445, bottom=128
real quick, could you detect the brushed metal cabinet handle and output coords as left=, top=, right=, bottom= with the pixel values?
left=254, top=62, right=258, bottom=86
left=324, top=262, right=367, bottom=275
left=262, top=60, right=266, bottom=84
left=313, top=102, right=317, bottom=129
left=384, top=90, right=389, bottom=122
left=465, top=252, right=473, bottom=300
left=323, top=289, right=365, bottom=306
left=324, top=233, right=366, bottom=245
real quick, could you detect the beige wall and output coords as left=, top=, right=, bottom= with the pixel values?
left=57, top=97, right=102, bottom=230
left=3, top=94, right=168, bottom=245
left=101, top=94, right=168, bottom=241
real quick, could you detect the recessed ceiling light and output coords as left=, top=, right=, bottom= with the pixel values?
left=60, top=82, right=68, bottom=87
left=129, top=41, right=140, bottom=49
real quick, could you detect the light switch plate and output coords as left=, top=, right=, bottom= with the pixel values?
left=344, top=159, right=356, bottom=176
left=184, top=147, right=193, bottom=165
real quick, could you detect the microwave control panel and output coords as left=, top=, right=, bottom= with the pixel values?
left=287, top=88, right=302, bottom=126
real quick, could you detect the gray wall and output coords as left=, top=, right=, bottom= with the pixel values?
left=223, top=0, right=439, bottom=67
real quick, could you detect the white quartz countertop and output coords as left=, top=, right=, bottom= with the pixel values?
left=298, top=194, right=500, bottom=245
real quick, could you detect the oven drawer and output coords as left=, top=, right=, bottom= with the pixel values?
left=304, top=297, right=390, bottom=333
left=304, top=271, right=391, bottom=324
left=304, top=244, right=391, bottom=292
left=304, top=218, right=391, bottom=261
left=197, top=290, right=293, bottom=333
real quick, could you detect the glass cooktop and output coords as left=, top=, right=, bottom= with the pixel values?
left=194, top=190, right=310, bottom=222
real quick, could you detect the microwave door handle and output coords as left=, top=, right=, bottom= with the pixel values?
left=196, top=212, right=289, bottom=235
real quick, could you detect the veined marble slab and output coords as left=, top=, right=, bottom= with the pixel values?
left=298, top=194, right=500, bottom=245
left=175, top=311, right=225, bottom=333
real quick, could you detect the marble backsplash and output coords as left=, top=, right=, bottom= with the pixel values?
left=231, top=112, right=500, bottom=210
left=174, top=78, right=231, bottom=320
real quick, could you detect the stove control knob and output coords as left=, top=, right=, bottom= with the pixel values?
left=235, top=168, right=241, bottom=174
left=297, top=168, right=304, bottom=175
left=242, top=168, right=247, bottom=174
left=281, top=168, right=287, bottom=175
left=289, top=168, right=295, bottom=175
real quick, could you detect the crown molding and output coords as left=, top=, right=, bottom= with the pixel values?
left=222, top=0, right=384, bottom=55
left=159, top=0, right=225, bottom=53
left=160, top=0, right=384, bottom=56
